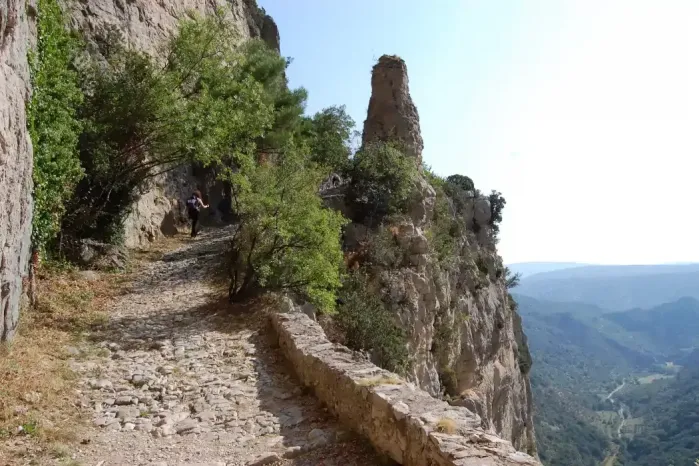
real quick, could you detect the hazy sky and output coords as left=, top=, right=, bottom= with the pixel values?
left=260, top=0, right=699, bottom=265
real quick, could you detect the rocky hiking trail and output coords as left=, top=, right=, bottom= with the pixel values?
left=69, top=228, right=382, bottom=466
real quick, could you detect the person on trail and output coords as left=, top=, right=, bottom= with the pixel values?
left=186, top=190, right=209, bottom=238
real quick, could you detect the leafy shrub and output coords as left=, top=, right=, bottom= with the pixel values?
left=443, top=174, right=477, bottom=215
left=227, top=148, right=347, bottom=312
left=303, top=105, right=355, bottom=174
left=488, top=190, right=506, bottom=234
left=365, top=225, right=405, bottom=268
left=445, top=174, right=474, bottom=193
left=336, top=272, right=410, bottom=374
left=348, top=142, right=418, bottom=224
left=505, top=267, right=521, bottom=289
left=475, top=256, right=490, bottom=276
left=28, top=0, right=84, bottom=255
left=423, top=169, right=466, bottom=263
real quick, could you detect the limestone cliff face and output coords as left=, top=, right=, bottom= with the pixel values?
left=363, top=56, right=424, bottom=162
left=0, top=0, right=35, bottom=342
left=356, top=55, right=536, bottom=455
left=61, top=0, right=278, bottom=248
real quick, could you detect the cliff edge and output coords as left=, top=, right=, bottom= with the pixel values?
left=348, top=55, right=536, bottom=455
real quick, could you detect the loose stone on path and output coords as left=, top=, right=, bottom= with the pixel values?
left=70, top=228, right=381, bottom=466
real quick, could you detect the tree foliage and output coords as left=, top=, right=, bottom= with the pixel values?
left=488, top=190, right=507, bottom=235
left=336, top=272, right=410, bottom=374
left=505, top=267, right=521, bottom=289
left=28, top=0, right=84, bottom=254
left=302, top=105, right=355, bottom=174
left=422, top=169, right=465, bottom=263
left=445, top=174, right=475, bottom=193
left=227, top=147, right=347, bottom=312
left=348, top=142, right=418, bottom=224
left=62, top=12, right=281, bottom=242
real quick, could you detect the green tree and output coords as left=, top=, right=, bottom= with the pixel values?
left=234, top=40, right=308, bottom=158
left=445, top=174, right=475, bottom=193
left=227, top=145, right=347, bottom=312
left=28, top=0, right=84, bottom=254
left=348, top=142, right=418, bottom=224
left=443, top=173, right=476, bottom=215
left=303, top=105, right=355, bottom=174
left=488, top=190, right=507, bottom=235
left=422, top=169, right=464, bottom=263
left=505, top=266, right=521, bottom=289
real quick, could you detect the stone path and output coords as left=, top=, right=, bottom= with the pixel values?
left=71, top=228, right=383, bottom=466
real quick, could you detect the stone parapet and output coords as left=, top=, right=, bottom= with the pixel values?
left=270, top=310, right=541, bottom=466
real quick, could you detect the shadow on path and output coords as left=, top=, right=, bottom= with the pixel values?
left=77, top=226, right=383, bottom=465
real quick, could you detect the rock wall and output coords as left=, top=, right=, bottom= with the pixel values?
left=363, top=55, right=424, bottom=162
left=0, top=0, right=35, bottom=342
left=61, top=0, right=279, bottom=249
left=352, top=55, right=537, bottom=455
left=271, top=309, right=541, bottom=466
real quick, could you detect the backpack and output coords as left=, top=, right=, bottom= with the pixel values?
left=186, top=196, right=200, bottom=217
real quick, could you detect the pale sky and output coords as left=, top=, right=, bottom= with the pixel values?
left=261, top=0, right=699, bottom=265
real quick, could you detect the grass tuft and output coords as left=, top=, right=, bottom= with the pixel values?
left=435, top=417, right=458, bottom=434
left=357, top=374, right=403, bottom=387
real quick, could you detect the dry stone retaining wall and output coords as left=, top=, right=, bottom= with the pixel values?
left=270, top=309, right=541, bottom=466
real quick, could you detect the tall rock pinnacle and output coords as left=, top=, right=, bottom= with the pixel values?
left=362, top=55, right=424, bottom=162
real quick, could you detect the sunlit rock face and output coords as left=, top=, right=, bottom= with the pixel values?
left=0, top=0, right=36, bottom=342
left=354, top=54, right=537, bottom=455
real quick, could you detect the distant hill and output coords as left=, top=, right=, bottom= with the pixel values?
left=507, top=262, right=589, bottom=278
left=617, top=352, right=699, bottom=466
left=516, top=295, right=699, bottom=466
left=601, top=297, right=699, bottom=358
left=514, top=263, right=699, bottom=310
left=517, top=297, right=654, bottom=394
left=514, top=294, right=609, bottom=318
left=519, top=295, right=699, bottom=370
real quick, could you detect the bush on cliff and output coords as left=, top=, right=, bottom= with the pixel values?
left=227, top=147, right=347, bottom=312
left=423, top=168, right=465, bottom=263
left=488, top=190, right=507, bottom=236
left=348, top=142, right=418, bottom=224
left=443, top=174, right=477, bottom=215
left=302, top=105, right=356, bottom=174
left=28, top=0, right=84, bottom=255
left=336, top=272, right=410, bottom=374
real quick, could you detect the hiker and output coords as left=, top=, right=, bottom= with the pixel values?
left=186, top=190, right=209, bottom=238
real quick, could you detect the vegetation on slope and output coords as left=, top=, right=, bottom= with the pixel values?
left=517, top=293, right=699, bottom=466
left=28, top=0, right=84, bottom=255
left=615, top=352, right=699, bottom=466
left=227, top=147, right=347, bottom=312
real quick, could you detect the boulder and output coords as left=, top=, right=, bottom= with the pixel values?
left=474, top=197, right=492, bottom=226
left=71, top=239, right=129, bottom=271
